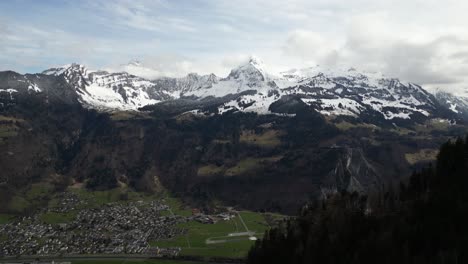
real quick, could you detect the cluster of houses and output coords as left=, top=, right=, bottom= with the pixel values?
left=0, top=192, right=239, bottom=258
left=0, top=199, right=185, bottom=257
left=191, top=210, right=236, bottom=224
left=146, top=246, right=181, bottom=257
left=48, top=192, right=86, bottom=213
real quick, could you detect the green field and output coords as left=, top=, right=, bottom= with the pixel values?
left=334, top=121, right=380, bottom=131
left=26, top=182, right=55, bottom=201
left=7, top=195, right=30, bottom=213
left=6, top=182, right=56, bottom=213
left=151, top=219, right=258, bottom=258
left=0, top=214, right=14, bottom=224
left=405, top=148, right=438, bottom=165
left=240, top=129, right=283, bottom=147
left=109, top=111, right=152, bottom=121
left=67, top=187, right=165, bottom=208
left=0, top=124, right=19, bottom=138
left=40, top=187, right=169, bottom=223
left=150, top=209, right=281, bottom=258
left=163, top=196, right=192, bottom=217
left=42, top=188, right=201, bottom=223
left=63, top=190, right=280, bottom=258
left=197, top=156, right=283, bottom=178
left=40, top=211, right=78, bottom=224
left=224, top=157, right=282, bottom=176
left=69, top=187, right=134, bottom=206
left=197, top=165, right=224, bottom=177
left=2, top=185, right=282, bottom=260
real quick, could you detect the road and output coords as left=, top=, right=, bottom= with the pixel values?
left=236, top=211, right=249, bottom=233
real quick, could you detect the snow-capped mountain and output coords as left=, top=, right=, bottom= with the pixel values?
left=152, top=72, right=219, bottom=96
left=42, top=63, right=169, bottom=110
left=184, top=56, right=277, bottom=99
left=38, top=57, right=278, bottom=111
left=1, top=56, right=464, bottom=124
left=434, top=90, right=468, bottom=117
left=216, top=64, right=444, bottom=120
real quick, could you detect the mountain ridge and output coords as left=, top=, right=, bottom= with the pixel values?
left=1, top=60, right=466, bottom=215
left=1, top=58, right=466, bottom=125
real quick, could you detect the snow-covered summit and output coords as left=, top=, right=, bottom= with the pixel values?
left=226, top=56, right=268, bottom=83
left=42, top=63, right=163, bottom=110
left=185, top=56, right=277, bottom=98
left=41, top=63, right=83, bottom=76
left=211, top=63, right=443, bottom=120
left=276, top=65, right=387, bottom=88
left=126, top=59, right=142, bottom=67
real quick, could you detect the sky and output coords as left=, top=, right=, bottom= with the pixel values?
left=1, top=0, right=468, bottom=94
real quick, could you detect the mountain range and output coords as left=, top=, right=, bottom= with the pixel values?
left=2, top=56, right=466, bottom=125
left=1, top=57, right=467, bottom=214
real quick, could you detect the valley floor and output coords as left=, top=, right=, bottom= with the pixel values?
left=0, top=186, right=283, bottom=261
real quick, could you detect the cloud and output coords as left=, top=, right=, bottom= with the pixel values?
left=282, top=30, right=340, bottom=66
left=381, top=39, right=464, bottom=85
left=109, top=54, right=231, bottom=79
left=86, top=0, right=196, bottom=33
left=0, top=17, right=7, bottom=35
left=0, top=18, right=8, bottom=55
left=113, top=54, right=196, bottom=79
left=279, top=11, right=468, bottom=94
left=1, top=0, right=468, bottom=94
left=342, top=14, right=468, bottom=92
left=221, top=54, right=251, bottom=69
left=213, top=23, right=236, bottom=33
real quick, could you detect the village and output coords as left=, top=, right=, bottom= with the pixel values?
left=0, top=192, right=236, bottom=258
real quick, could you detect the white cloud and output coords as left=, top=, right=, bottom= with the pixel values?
left=1, top=0, right=468, bottom=94
left=213, top=23, right=236, bottom=33
left=221, top=54, right=251, bottom=69
left=279, top=10, right=468, bottom=94
left=282, top=30, right=340, bottom=66
left=113, top=54, right=196, bottom=79
left=87, top=0, right=196, bottom=33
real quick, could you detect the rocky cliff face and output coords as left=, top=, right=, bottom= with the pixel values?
left=321, top=148, right=382, bottom=195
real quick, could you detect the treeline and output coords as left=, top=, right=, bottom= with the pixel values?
left=248, top=136, right=468, bottom=264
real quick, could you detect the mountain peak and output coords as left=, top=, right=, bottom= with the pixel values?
left=247, top=55, right=265, bottom=68
left=226, top=55, right=269, bottom=82
left=42, top=64, right=72, bottom=76
left=127, top=59, right=142, bottom=67
left=42, top=63, right=89, bottom=76
left=68, top=63, right=89, bottom=72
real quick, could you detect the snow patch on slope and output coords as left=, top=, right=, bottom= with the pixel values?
left=449, top=103, right=458, bottom=113
left=28, top=83, right=41, bottom=92
left=302, top=98, right=364, bottom=117
left=218, top=92, right=279, bottom=114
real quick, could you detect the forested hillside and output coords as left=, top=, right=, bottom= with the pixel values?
left=248, top=136, right=468, bottom=264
